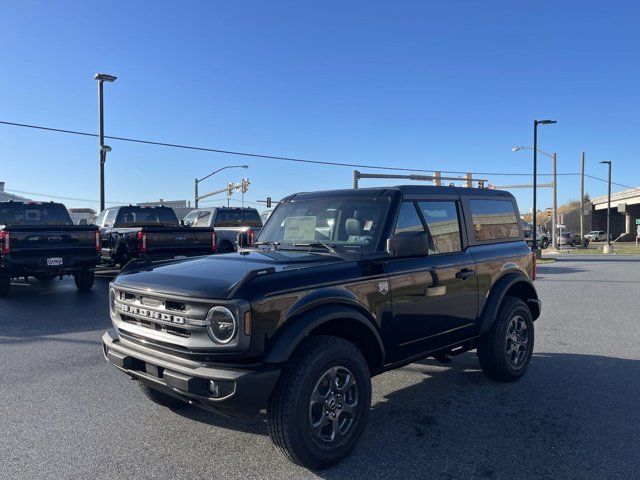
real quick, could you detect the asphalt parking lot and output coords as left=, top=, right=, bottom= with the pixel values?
left=2, top=257, right=640, bottom=480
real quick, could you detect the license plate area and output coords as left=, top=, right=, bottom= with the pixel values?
left=46, top=257, right=63, bottom=266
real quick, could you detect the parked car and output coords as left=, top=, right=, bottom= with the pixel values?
left=96, top=206, right=216, bottom=267
left=0, top=201, right=99, bottom=296
left=584, top=230, right=607, bottom=242
left=182, top=207, right=262, bottom=253
left=103, top=186, right=540, bottom=469
left=557, top=231, right=578, bottom=247
left=524, top=227, right=551, bottom=249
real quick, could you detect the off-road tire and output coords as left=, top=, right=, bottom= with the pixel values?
left=138, top=383, right=188, bottom=409
left=74, top=269, right=95, bottom=292
left=477, top=296, right=534, bottom=382
left=267, top=335, right=372, bottom=470
left=0, top=270, right=10, bottom=297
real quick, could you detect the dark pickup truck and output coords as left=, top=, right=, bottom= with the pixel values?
left=0, top=201, right=99, bottom=296
left=96, top=206, right=216, bottom=268
left=182, top=207, right=263, bottom=253
left=103, top=186, right=540, bottom=469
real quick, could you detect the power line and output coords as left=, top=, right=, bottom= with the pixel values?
left=2, top=120, right=637, bottom=189
left=0, top=119, right=561, bottom=177
left=4, top=188, right=126, bottom=204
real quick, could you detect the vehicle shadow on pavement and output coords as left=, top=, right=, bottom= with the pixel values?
left=536, top=265, right=588, bottom=275
left=0, top=277, right=112, bottom=341
left=319, top=352, right=640, bottom=479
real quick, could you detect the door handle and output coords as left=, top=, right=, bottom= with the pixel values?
left=455, top=268, right=475, bottom=280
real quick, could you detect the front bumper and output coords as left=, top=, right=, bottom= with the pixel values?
left=102, top=329, right=280, bottom=418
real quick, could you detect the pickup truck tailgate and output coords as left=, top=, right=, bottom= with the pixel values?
left=145, top=228, right=214, bottom=256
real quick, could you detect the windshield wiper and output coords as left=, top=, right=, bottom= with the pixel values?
left=293, top=241, right=341, bottom=254
left=254, top=241, right=281, bottom=250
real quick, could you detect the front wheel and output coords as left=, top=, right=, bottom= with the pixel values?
left=74, top=269, right=95, bottom=292
left=477, top=297, right=534, bottom=382
left=0, top=270, right=10, bottom=297
left=267, top=335, right=371, bottom=470
left=540, top=238, right=549, bottom=249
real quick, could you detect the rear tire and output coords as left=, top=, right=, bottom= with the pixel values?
left=267, top=335, right=371, bottom=470
left=540, top=238, right=549, bottom=249
left=0, top=270, right=10, bottom=297
left=138, top=383, right=188, bottom=409
left=74, top=269, right=95, bottom=291
left=477, top=297, right=534, bottom=382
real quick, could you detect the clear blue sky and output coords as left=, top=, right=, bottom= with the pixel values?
left=1, top=1, right=638, bottom=213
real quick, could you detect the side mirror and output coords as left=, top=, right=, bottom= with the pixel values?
left=180, top=219, right=186, bottom=226
left=386, top=231, right=430, bottom=257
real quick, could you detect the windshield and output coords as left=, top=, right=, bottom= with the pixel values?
left=114, top=207, right=178, bottom=227
left=257, top=196, right=390, bottom=252
left=0, top=203, right=73, bottom=226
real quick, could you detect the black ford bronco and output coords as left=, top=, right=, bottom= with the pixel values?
left=102, top=186, right=540, bottom=469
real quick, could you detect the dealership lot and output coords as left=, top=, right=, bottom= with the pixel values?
left=1, top=257, right=639, bottom=480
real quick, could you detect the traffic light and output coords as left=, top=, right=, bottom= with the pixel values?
left=241, top=178, right=250, bottom=194
left=266, top=196, right=272, bottom=208
left=227, top=182, right=235, bottom=196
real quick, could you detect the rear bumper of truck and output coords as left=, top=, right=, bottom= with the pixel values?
left=2, top=253, right=99, bottom=276
left=102, top=329, right=280, bottom=418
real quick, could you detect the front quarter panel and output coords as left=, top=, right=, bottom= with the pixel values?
left=243, top=259, right=392, bottom=361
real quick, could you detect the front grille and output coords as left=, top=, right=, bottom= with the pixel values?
left=121, top=314, right=191, bottom=338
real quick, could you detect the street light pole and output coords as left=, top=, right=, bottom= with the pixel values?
left=512, top=145, right=557, bottom=248
left=531, top=119, right=557, bottom=254
left=194, top=165, right=248, bottom=207
left=94, top=73, right=117, bottom=212
left=600, top=160, right=612, bottom=250
left=552, top=152, right=557, bottom=249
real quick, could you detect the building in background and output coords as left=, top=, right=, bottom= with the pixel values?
left=0, top=181, right=32, bottom=202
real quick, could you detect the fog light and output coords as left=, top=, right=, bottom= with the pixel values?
left=208, top=380, right=221, bottom=398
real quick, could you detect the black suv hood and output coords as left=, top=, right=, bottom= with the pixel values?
left=113, top=249, right=342, bottom=298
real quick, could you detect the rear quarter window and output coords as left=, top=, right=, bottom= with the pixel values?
left=469, top=199, right=520, bottom=241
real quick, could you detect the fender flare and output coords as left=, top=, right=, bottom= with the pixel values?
left=263, top=304, right=386, bottom=366
left=479, top=272, right=540, bottom=336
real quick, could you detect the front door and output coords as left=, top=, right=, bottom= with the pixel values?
left=387, top=200, right=479, bottom=362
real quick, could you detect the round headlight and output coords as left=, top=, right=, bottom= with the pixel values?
left=109, top=288, right=117, bottom=316
left=206, top=306, right=237, bottom=344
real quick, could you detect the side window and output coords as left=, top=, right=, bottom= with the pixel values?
left=182, top=211, right=199, bottom=226
left=418, top=201, right=462, bottom=253
left=104, top=209, right=118, bottom=228
left=394, top=202, right=424, bottom=235
left=470, top=199, right=520, bottom=241
left=194, top=211, right=212, bottom=227
left=94, top=211, right=106, bottom=227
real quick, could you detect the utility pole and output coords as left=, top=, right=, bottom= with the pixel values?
left=94, top=73, right=117, bottom=212
left=580, top=152, right=585, bottom=244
